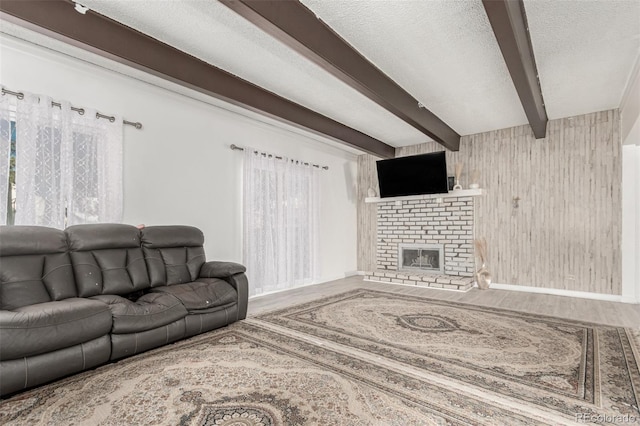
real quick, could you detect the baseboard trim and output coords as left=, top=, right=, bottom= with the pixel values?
left=489, top=283, right=628, bottom=303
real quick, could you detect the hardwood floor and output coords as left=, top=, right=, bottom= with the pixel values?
left=248, top=276, right=640, bottom=328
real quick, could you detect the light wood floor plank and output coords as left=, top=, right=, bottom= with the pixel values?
left=248, top=277, right=640, bottom=328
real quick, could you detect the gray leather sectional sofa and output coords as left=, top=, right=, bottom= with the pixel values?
left=0, top=224, right=248, bottom=396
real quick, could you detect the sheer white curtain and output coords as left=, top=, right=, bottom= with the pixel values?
left=0, top=94, right=12, bottom=225
left=12, top=90, right=123, bottom=228
left=66, top=108, right=123, bottom=225
left=15, top=93, right=69, bottom=227
left=243, top=148, right=320, bottom=297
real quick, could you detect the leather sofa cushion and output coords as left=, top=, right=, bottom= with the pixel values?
left=67, top=224, right=151, bottom=297
left=0, top=253, right=77, bottom=310
left=71, top=248, right=150, bottom=297
left=140, top=226, right=204, bottom=248
left=0, top=226, right=77, bottom=310
left=66, top=224, right=141, bottom=251
left=90, top=293, right=188, bottom=334
left=143, top=246, right=206, bottom=287
left=0, top=225, right=67, bottom=256
left=141, top=226, right=206, bottom=287
left=0, top=298, right=112, bottom=360
left=151, top=278, right=237, bottom=312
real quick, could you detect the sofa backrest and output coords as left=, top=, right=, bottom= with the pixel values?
left=0, top=226, right=77, bottom=310
left=66, top=224, right=150, bottom=297
left=141, top=226, right=206, bottom=287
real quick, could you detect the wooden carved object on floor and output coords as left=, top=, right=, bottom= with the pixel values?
left=474, top=237, right=491, bottom=290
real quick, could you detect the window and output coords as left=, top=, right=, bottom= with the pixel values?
left=243, top=150, right=320, bottom=296
left=0, top=90, right=123, bottom=228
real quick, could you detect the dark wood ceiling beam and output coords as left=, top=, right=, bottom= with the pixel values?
left=0, top=0, right=395, bottom=158
left=482, top=0, right=548, bottom=139
left=220, top=0, right=460, bottom=151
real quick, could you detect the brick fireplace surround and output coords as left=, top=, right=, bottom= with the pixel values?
left=364, top=193, right=479, bottom=291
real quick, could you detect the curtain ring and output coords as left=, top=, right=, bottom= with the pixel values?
left=77, top=108, right=85, bottom=115
left=109, top=116, right=115, bottom=122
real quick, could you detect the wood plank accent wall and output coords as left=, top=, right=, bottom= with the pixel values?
left=357, top=154, right=380, bottom=271
left=357, top=110, right=622, bottom=295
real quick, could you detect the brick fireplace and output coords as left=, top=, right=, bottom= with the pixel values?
left=364, top=191, right=480, bottom=291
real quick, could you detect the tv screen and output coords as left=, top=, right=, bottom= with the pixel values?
left=376, top=152, right=448, bottom=198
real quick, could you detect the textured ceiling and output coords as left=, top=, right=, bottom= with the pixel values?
left=1, top=0, right=639, bottom=152
left=76, top=0, right=429, bottom=147
left=525, top=0, right=640, bottom=120
left=300, top=0, right=527, bottom=136
left=0, top=23, right=365, bottom=156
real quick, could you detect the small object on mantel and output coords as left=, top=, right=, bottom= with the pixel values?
left=367, top=187, right=377, bottom=198
left=453, top=162, right=463, bottom=190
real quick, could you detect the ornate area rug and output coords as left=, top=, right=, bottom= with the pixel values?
left=257, top=289, right=640, bottom=423
left=0, top=322, right=543, bottom=426
left=1, top=289, right=639, bottom=425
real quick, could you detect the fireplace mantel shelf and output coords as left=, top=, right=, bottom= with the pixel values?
left=365, top=188, right=484, bottom=203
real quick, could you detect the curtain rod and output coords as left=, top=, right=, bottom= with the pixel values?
left=230, top=144, right=329, bottom=170
left=1, top=87, right=143, bottom=129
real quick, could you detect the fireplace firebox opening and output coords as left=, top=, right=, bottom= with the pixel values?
left=398, top=244, right=444, bottom=274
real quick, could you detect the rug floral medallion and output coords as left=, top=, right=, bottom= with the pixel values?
left=257, top=289, right=640, bottom=422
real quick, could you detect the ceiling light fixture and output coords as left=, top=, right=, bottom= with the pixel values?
left=74, top=3, right=90, bottom=14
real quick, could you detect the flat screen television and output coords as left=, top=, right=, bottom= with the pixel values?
left=376, top=151, right=448, bottom=198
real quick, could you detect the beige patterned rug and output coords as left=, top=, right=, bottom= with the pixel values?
left=1, top=289, right=639, bottom=425
left=0, top=322, right=542, bottom=426
left=257, top=289, right=640, bottom=424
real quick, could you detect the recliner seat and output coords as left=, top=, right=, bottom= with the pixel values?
left=141, top=226, right=248, bottom=336
left=0, top=226, right=112, bottom=395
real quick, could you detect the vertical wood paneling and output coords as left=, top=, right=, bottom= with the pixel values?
left=357, top=154, right=379, bottom=271
left=357, top=110, right=622, bottom=295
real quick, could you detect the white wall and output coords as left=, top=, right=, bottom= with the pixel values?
left=621, top=60, right=640, bottom=302
left=0, top=35, right=359, bottom=284
left=621, top=56, right=640, bottom=143
left=621, top=145, right=639, bottom=303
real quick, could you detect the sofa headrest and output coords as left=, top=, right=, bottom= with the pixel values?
left=66, top=224, right=141, bottom=251
left=0, top=226, right=68, bottom=256
left=141, top=226, right=204, bottom=248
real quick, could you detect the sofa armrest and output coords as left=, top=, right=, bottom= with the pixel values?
left=199, top=261, right=248, bottom=321
left=199, top=261, right=246, bottom=278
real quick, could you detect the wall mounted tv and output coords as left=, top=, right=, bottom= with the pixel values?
left=376, top=151, right=448, bottom=198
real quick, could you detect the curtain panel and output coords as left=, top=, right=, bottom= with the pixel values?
left=0, top=88, right=124, bottom=228
left=243, top=148, right=320, bottom=297
left=0, top=94, right=12, bottom=225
